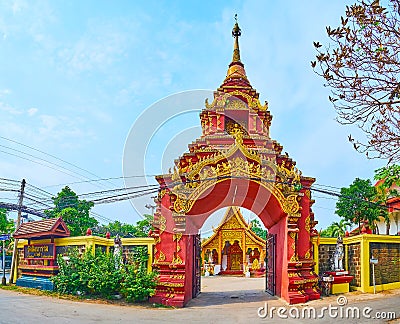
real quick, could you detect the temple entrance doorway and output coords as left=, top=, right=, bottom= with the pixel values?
left=198, top=207, right=269, bottom=299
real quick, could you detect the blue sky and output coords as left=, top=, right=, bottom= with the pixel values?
left=0, top=0, right=385, bottom=232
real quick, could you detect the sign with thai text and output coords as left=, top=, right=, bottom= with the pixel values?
left=24, top=243, right=55, bottom=260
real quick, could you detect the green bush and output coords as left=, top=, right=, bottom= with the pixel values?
left=52, top=245, right=158, bottom=301
left=120, top=251, right=158, bottom=302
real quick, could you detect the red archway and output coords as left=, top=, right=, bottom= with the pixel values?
left=149, top=21, right=320, bottom=307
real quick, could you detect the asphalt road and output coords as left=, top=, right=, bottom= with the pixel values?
left=0, top=276, right=399, bottom=324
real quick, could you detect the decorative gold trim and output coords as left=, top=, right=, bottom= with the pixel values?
left=173, top=254, right=183, bottom=265
left=305, top=215, right=311, bottom=233
left=282, top=195, right=300, bottom=215
left=158, top=251, right=166, bottom=262
left=173, top=196, right=189, bottom=213
left=159, top=215, right=166, bottom=235
left=173, top=233, right=183, bottom=242
left=205, top=90, right=267, bottom=111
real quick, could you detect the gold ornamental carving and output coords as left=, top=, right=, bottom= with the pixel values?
left=172, top=254, right=183, bottom=265
left=225, top=121, right=247, bottom=136
left=173, top=233, right=183, bottom=242
left=222, top=231, right=243, bottom=244
left=159, top=215, right=166, bottom=235
left=162, top=282, right=184, bottom=288
left=304, top=247, right=312, bottom=259
left=162, top=121, right=306, bottom=217
left=305, top=215, right=311, bottom=233
left=283, top=195, right=300, bottom=215
left=226, top=99, right=248, bottom=110
left=158, top=251, right=166, bottom=262
left=222, top=218, right=241, bottom=230
left=204, top=243, right=218, bottom=250
left=159, top=189, right=168, bottom=199
left=173, top=195, right=189, bottom=213
left=205, top=90, right=267, bottom=111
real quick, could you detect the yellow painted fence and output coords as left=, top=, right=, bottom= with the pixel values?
left=13, top=236, right=155, bottom=283
left=312, top=234, right=400, bottom=293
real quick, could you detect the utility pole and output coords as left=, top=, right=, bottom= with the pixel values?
left=145, top=203, right=156, bottom=216
left=9, top=179, right=25, bottom=284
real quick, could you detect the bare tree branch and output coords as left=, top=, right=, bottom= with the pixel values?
left=313, top=0, right=400, bottom=162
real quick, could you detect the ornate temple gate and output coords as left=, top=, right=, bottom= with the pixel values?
left=265, top=233, right=276, bottom=295
left=148, top=21, right=320, bottom=307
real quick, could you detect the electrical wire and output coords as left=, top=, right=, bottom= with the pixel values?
left=43, top=174, right=159, bottom=189
left=2, top=176, right=399, bottom=225
left=0, top=135, right=116, bottom=188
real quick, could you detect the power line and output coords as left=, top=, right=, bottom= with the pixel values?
left=43, top=174, right=159, bottom=189
left=0, top=136, right=115, bottom=186
left=25, top=183, right=54, bottom=198
left=90, top=188, right=159, bottom=204
left=2, top=176, right=399, bottom=227
left=0, top=148, right=93, bottom=182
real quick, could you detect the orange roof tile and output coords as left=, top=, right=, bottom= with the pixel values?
left=13, top=217, right=70, bottom=239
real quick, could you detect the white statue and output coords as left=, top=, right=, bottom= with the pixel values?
left=243, top=262, right=251, bottom=278
left=332, top=236, right=344, bottom=271
left=204, top=264, right=210, bottom=277
left=114, top=234, right=122, bottom=269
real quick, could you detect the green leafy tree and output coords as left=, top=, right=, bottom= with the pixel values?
left=312, top=0, right=400, bottom=162
left=45, top=186, right=97, bottom=236
left=94, top=214, right=153, bottom=238
left=375, top=164, right=400, bottom=197
left=132, top=214, right=153, bottom=237
left=0, top=208, right=14, bottom=253
left=331, top=219, right=351, bottom=237
left=336, top=178, right=385, bottom=232
left=374, top=164, right=400, bottom=234
left=0, top=208, right=14, bottom=234
left=320, top=224, right=335, bottom=238
left=94, top=221, right=136, bottom=238
left=250, top=219, right=267, bottom=240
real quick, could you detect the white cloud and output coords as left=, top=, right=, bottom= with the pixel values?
left=0, top=101, right=22, bottom=115
left=27, top=107, right=38, bottom=116
left=58, top=23, right=128, bottom=74
left=92, top=111, right=112, bottom=124
left=11, top=0, right=28, bottom=14
left=0, top=89, right=11, bottom=96
left=37, top=114, right=96, bottom=147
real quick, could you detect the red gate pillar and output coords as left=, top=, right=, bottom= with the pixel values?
left=284, top=178, right=320, bottom=304
left=149, top=194, right=195, bottom=307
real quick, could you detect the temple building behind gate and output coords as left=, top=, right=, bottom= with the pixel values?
left=201, top=207, right=266, bottom=275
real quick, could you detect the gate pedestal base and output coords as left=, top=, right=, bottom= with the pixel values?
left=287, top=261, right=320, bottom=304
left=150, top=265, right=187, bottom=307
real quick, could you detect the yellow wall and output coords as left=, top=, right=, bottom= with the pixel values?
left=312, top=234, right=400, bottom=293
left=14, top=236, right=155, bottom=282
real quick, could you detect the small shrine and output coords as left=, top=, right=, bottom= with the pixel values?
left=322, top=236, right=353, bottom=295
left=201, top=207, right=265, bottom=276
left=13, top=217, right=70, bottom=290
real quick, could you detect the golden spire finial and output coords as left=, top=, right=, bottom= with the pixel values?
left=232, top=14, right=241, bottom=62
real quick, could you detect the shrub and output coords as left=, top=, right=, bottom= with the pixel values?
left=120, top=251, right=158, bottom=302
left=52, top=245, right=157, bottom=302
